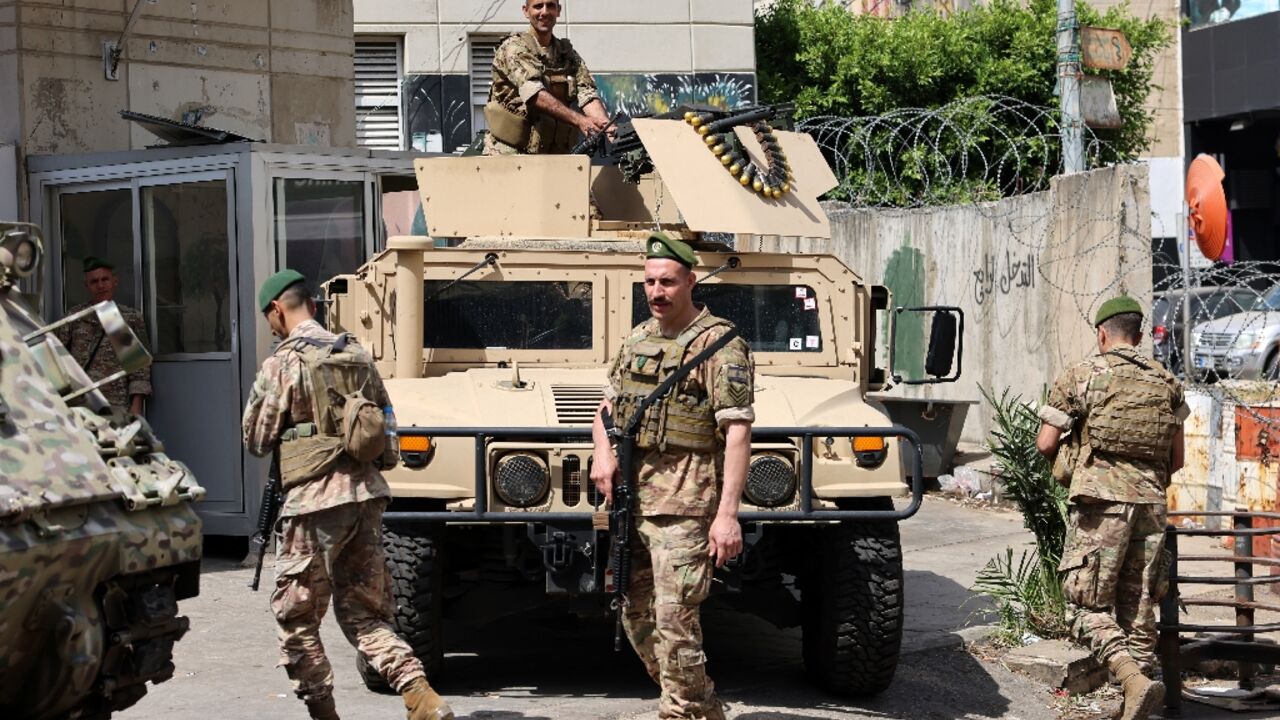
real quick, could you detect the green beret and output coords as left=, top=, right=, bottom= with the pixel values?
left=1094, top=295, right=1143, bottom=327
left=645, top=231, right=696, bottom=269
left=258, top=269, right=307, bottom=313
left=82, top=256, right=114, bottom=273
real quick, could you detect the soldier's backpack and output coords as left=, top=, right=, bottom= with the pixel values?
left=278, top=334, right=387, bottom=488
left=1084, top=349, right=1180, bottom=462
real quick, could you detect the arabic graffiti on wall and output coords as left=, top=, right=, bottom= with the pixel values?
left=973, top=249, right=1037, bottom=305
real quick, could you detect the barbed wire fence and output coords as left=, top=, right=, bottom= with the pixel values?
left=770, top=95, right=1280, bottom=443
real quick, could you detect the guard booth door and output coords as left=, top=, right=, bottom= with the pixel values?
left=54, top=170, right=243, bottom=521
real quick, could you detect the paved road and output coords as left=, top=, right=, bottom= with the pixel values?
left=115, top=497, right=1085, bottom=719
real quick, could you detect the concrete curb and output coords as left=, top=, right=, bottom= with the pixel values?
left=902, top=624, right=997, bottom=656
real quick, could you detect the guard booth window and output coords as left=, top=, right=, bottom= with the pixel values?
left=60, top=188, right=136, bottom=310
left=142, top=180, right=231, bottom=354
left=273, top=178, right=367, bottom=313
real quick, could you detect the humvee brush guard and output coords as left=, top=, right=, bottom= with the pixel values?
left=325, top=109, right=963, bottom=697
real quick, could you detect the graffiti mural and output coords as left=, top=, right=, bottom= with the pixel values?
left=595, top=73, right=757, bottom=116
left=404, top=74, right=473, bottom=153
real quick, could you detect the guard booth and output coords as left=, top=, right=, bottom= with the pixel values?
left=27, top=142, right=424, bottom=536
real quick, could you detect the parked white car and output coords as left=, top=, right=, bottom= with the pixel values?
left=1190, top=284, right=1280, bottom=380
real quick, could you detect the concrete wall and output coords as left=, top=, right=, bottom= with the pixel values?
left=354, top=0, right=756, bottom=150
left=0, top=0, right=356, bottom=160
left=757, top=164, right=1154, bottom=445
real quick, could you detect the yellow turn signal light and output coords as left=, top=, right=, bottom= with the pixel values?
left=399, top=435, right=433, bottom=453
left=852, top=436, right=886, bottom=453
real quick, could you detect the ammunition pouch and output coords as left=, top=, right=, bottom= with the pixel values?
left=484, top=100, right=530, bottom=148
left=279, top=425, right=345, bottom=490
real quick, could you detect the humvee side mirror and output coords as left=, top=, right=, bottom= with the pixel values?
left=889, top=306, right=964, bottom=385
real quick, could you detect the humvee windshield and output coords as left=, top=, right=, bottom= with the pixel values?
left=423, top=280, right=593, bottom=350
left=630, top=283, right=823, bottom=352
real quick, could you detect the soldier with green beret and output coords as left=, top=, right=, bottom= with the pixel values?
left=242, top=269, right=454, bottom=720
left=590, top=231, right=753, bottom=720
left=1035, top=295, right=1188, bottom=720
left=55, top=255, right=151, bottom=415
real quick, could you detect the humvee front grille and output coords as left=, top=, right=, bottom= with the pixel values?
left=551, top=384, right=605, bottom=425
left=563, top=454, right=582, bottom=507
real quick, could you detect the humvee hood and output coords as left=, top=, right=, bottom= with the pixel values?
left=385, top=370, right=890, bottom=429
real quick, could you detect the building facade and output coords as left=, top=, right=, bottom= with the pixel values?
left=0, top=0, right=359, bottom=211
left=1184, top=5, right=1280, bottom=264
left=352, top=0, right=757, bottom=152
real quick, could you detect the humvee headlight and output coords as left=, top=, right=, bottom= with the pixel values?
left=745, top=454, right=796, bottom=507
left=494, top=452, right=549, bottom=507
left=853, top=436, right=889, bottom=468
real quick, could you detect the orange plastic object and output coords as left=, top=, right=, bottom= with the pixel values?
left=1186, top=154, right=1228, bottom=261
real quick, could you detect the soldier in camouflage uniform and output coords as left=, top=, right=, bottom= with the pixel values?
left=590, top=233, right=753, bottom=720
left=55, top=256, right=151, bottom=414
left=242, top=270, right=453, bottom=720
left=1037, top=296, right=1188, bottom=720
left=482, top=0, right=610, bottom=156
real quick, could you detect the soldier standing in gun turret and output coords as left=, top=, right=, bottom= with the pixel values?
left=242, top=269, right=454, bottom=720
left=590, top=233, right=754, bottom=720
left=1036, top=296, right=1188, bottom=720
left=56, top=256, right=151, bottom=414
left=483, top=0, right=610, bottom=156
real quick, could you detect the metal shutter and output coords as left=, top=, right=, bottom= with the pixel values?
left=469, top=36, right=501, bottom=134
left=355, top=39, right=403, bottom=150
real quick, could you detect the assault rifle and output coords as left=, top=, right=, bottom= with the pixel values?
left=248, top=450, right=283, bottom=591
left=600, top=326, right=740, bottom=651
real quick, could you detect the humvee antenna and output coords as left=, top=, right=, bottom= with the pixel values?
left=426, top=253, right=498, bottom=301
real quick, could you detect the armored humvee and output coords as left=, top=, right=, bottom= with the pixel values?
left=325, top=110, right=961, bottom=696
left=0, top=223, right=206, bottom=718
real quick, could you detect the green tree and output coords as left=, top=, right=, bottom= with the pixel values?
left=756, top=0, right=1171, bottom=204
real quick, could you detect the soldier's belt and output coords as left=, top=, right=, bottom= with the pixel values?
left=280, top=423, right=319, bottom=441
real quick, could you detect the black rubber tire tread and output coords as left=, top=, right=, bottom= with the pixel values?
left=357, top=523, right=443, bottom=692
left=802, top=498, right=904, bottom=697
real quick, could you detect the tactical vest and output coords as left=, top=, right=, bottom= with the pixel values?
left=612, top=314, right=732, bottom=453
left=277, top=334, right=385, bottom=489
left=1085, top=349, right=1180, bottom=462
left=484, top=31, right=581, bottom=154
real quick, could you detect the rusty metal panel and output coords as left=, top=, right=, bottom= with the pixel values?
left=1235, top=406, right=1280, bottom=460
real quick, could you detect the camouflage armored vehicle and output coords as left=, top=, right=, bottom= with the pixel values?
left=0, top=222, right=205, bottom=719
left=325, top=110, right=961, bottom=696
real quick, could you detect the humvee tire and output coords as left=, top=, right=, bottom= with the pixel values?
left=801, top=497, right=904, bottom=696
left=358, top=524, right=444, bottom=692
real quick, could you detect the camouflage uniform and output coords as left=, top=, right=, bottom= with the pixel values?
left=54, top=302, right=151, bottom=410
left=242, top=319, right=424, bottom=703
left=1041, top=342, right=1188, bottom=672
left=605, top=306, right=754, bottom=720
left=483, top=29, right=600, bottom=156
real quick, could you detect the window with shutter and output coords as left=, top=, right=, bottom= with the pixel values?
left=469, top=36, right=502, bottom=136
left=355, top=39, right=404, bottom=151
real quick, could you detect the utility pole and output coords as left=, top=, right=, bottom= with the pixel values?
left=1056, top=0, right=1084, bottom=174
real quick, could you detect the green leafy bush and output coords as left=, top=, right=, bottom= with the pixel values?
left=972, top=387, right=1071, bottom=643
left=756, top=0, right=1171, bottom=204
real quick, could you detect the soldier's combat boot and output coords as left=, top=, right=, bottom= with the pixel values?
left=304, top=695, right=340, bottom=720
left=401, top=676, right=455, bottom=720
left=1109, top=654, right=1164, bottom=720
